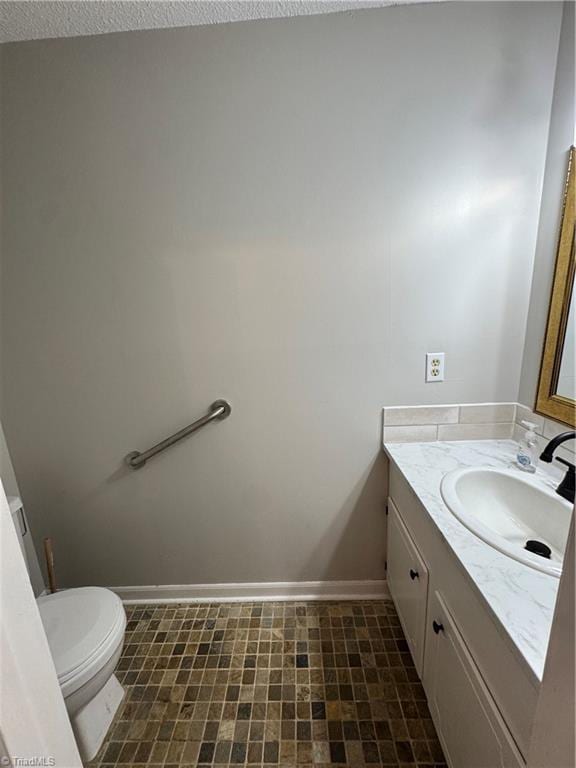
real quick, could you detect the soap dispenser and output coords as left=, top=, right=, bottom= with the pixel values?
left=516, top=421, right=538, bottom=473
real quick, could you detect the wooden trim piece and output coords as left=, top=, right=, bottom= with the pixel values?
left=111, top=579, right=389, bottom=604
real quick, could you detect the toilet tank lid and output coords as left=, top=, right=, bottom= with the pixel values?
left=37, top=587, right=125, bottom=680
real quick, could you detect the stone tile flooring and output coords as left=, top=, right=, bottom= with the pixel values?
left=89, top=601, right=446, bottom=767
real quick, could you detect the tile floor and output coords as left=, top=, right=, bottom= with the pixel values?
left=89, top=600, right=447, bottom=768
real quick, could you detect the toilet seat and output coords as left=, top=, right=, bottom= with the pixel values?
left=38, top=587, right=126, bottom=698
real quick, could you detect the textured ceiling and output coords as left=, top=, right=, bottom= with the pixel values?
left=0, top=0, right=438, bottom=44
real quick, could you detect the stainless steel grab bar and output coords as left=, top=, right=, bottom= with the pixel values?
left=125, top=399, right=231, bottom=469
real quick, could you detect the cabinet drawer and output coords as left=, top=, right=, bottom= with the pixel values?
left=389, top=466, right=538, bottom=755
left=387, top=498, right=429, bottom=675
left=424, top=589, right=524, bottom=768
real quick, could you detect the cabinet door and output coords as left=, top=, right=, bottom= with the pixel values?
left=424, top=590, right=524, bottom=768
left=387, top=498, right=429, bottom=675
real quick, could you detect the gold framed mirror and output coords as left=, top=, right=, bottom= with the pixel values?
left=535, top=146, right=576, bottom=427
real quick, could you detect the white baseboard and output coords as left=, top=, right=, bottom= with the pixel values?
left=112, top=580, right=389, bottom=605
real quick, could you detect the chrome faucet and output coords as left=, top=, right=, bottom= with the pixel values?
left=540, top=431, right=575, bottom=504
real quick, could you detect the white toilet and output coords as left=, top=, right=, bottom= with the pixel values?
left=38, top=586, right=127, bottom=762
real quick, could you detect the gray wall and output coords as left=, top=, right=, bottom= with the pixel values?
left=1, top=3, right=561, bottom=588
left=0, top=52, right=45, bottom=595
left=519, top=0, right=575, bottom=408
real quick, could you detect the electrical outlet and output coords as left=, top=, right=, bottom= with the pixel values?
left=426, top=352, right=445, bottom=382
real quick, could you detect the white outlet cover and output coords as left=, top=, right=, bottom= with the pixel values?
left=426, top=352, right=445, bottom=382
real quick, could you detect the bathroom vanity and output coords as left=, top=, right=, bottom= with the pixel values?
left=383, top=439, right=566, bottom=768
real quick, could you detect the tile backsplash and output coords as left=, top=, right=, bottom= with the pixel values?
left=382, top=403, right=515, bottom=443
left=383, top=402, right=574, bottom=459
left=514, top=404, right=574, bottom=461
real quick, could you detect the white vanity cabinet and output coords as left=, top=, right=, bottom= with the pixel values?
left=424, top=590, right=524, bottom=768
left=386, top=466, right=539, bottom=767
left=386, top=499, right=429, bottom=676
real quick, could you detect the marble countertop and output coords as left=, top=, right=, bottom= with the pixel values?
left=383, top=438, right=564, bottom=684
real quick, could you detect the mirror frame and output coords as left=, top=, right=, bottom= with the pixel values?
left=535, top=146, right=575, bottom=427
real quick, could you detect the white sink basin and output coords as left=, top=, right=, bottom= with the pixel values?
left=440, top=467, right=572, bottom=577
